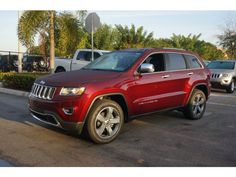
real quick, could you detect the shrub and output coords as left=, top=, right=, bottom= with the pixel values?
left=0, top=72, right=49, bottom=91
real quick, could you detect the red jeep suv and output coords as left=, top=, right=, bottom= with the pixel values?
left=29, top=48, right=211, bottom=143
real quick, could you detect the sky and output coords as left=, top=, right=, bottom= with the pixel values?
left=0, top=10, right=236, bottom=52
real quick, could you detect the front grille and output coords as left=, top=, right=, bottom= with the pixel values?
left=211, top=73, right=221, bottom=78
left=30, top=83, right=56, bottom=100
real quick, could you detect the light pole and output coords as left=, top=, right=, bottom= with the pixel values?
left=18, top=11, right=23, bottom=73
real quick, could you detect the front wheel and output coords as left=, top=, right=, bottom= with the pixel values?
left=226, top=79, right=235, bottom=93
left=86, top=99, right=124, bottom=144
left=183, top=89, right=206, bottom=120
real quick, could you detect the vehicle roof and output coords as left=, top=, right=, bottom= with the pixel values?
left=118, top=48, right=193, bottom=54
left=77, top=49, right=110, bottom=53
left=211, top=60, right=236, bottom=62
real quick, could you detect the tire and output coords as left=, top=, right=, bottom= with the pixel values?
left=183, top=89, right=206, bottom=120
left=86, top=99, right=124, bottom=144
left=226, top=79, right=235, bottom=93
left=26, top=65, right=33, bottom=72
left=55, top=67, right=65, bottom=73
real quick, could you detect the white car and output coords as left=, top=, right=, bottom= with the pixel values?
left=54, top=49, right=110, bottom=73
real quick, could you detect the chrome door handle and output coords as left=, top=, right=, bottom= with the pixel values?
left=187, top=72, right=194, bottom=76
left=72, top=63, right=77, bottom=64
left=162, top=75, right=170, bottom=79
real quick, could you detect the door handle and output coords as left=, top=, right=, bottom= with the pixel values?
left=72, top=63, right=77, bottom=64
left=187, top=72, right=194, bottom=76
left=162, top=75, right=170, bottom=79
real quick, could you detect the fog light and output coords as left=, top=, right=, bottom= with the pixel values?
left=62, top=107, right=74, bottom=115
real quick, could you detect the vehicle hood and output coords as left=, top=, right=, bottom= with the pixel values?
left=209, top=69, right=234, bottom=74
left=36, top=69, right=122, bottom=87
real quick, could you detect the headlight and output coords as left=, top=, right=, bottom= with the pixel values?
left=60, top=87, right=85, bottom=96
left=222, top=74, right=229, bottom=77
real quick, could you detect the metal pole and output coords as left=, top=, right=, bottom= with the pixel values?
left=18, top=11, right=23, bottom=73
left=91, top=13, right=94, bottom=61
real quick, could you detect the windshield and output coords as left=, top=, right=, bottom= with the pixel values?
left=83, top=51, right=143, bottom=72
left=207, top=61, right=235, bottom=70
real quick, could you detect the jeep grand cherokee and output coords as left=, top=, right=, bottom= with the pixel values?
left=29, top=48, right=211, bottom=144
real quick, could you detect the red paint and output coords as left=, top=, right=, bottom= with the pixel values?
left=29, top=48, right=211, bottom=126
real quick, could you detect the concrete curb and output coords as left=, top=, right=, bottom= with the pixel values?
left=0, top=85, right=30, bottom=97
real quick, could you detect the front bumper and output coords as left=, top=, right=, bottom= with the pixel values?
left=29, top=95, right=85, bottom=134
left=29, top=107, right=85, bottom=134
left=210, top=77, right=232, bottom=89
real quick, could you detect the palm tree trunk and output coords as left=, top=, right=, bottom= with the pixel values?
left=49, top=11, right=55, bottom=73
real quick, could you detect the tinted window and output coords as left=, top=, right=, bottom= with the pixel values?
left=143, top=53, right=165, bottom=72
left=185, top=55, right=202, bottom=69
left=86, top=52, right=101, bottom=61
left=166, top=53, right=186, bottom=71
left=76, top=51, right=90, bottom=61
left=207, top=61, right=235, bottom=70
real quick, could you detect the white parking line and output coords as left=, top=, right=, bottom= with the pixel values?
left=207, top=102, right=236, bottom=108
left=210, top=93, right=236, bottom=98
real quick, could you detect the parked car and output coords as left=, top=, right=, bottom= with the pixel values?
left=0, top=54, right=18, bottom=72
left=29, top=48, right=211, bottom=143
left=54, top=49, right=110, bottom=73
left=207, top=60, right=236, bottom=93
left=204, top=60, right=211, bottom=66
left=23, top=55, right=49, bottom=72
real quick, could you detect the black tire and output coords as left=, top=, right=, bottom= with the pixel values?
left=55, top=67, right=65, bottom=73
left=183, top=89, right=206, bottom=120
left=226, top=79, right=235, bottom=93
left=26, top=65, right=33, bottom=72
left=86, top=99, right=124, bottom=144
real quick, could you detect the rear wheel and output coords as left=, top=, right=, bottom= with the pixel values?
left=86, top=99, right=124, bottom=144
left=55, top=67, right=65, bottom=73
left=183, top=89, right=206, bottom=120
left=226, top=79, right=235, bottom=93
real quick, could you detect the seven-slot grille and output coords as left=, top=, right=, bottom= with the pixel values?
left=30, top=83, right=56, bottom=100
left=211, top=73, right=221, bottom=78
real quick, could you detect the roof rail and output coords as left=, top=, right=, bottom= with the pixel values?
left=162, top=48, right=186, bottom=51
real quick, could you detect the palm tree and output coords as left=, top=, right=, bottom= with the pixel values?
left=18, top=10, right=87, bottom=73
left=114, top=24, right=154, bottom=49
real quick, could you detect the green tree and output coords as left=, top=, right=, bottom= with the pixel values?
left=218, top=22, right=236, bottom=59
left=114, top=24, right=154, bottom=49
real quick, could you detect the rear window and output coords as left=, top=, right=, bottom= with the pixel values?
left=166, top=53, right=187, bottom=71
left=185, top=55, right=202, bottom=69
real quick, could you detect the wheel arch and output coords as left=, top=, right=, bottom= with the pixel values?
left=84, top=93, right=129, bottom=123
left=186, top=83, right=209, bottom=105
left=55, top=66, right=66, bottom=73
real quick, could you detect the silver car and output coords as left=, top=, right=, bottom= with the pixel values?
left=207, top=60, right=236, bottom=93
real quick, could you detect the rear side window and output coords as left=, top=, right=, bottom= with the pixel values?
left=165, top=53, right=187, bottom=71
left=185, top=55, right=202, bottom=69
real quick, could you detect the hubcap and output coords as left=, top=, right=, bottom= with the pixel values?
left=95, top=106, right=121, bottom=139
left=192, top=93, right=205, bottom=117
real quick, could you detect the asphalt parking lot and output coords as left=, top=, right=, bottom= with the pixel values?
left=0, top=90, right=236, bottom=167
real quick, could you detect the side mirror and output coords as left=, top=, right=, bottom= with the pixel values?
left=140, top=63, right=155, bottom=73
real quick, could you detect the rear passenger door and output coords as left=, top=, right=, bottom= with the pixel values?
left=162, top=53, right=191, bottom=107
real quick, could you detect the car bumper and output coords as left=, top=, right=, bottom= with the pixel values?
left=210, top=77, right=232, bottom=88
left=28, top=96, right=85, bottom=134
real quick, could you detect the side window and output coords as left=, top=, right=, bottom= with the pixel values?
left=94, top=52, right=101, bottom=59
left=86, top=52, right=101, bottom=61
left=76, top=51, right=90, bottom=61
left=142, top=53, right=165, bottom=72
left=184, top=55, right=202, bottom=69
left=165, top=53, right=186, bottom=71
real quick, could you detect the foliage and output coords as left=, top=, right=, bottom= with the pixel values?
left=218, top=22, right=236, bottom=59
left=114, top=24, right=154, bottom=49
left=1, top=72, right=49, bottom=91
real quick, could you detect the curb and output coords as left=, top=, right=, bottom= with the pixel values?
left=0, top=86, right=30, bottom=97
